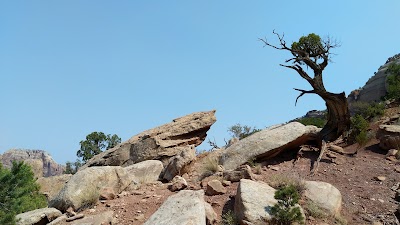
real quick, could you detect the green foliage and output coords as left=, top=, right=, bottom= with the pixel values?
left=291, top=33, right=323, bottom=60
left=221, top=210, right=237, bottom=225
left=385, top=63, right=400, bottom=100
left=64, top=160, right=82, bottom=174
left=270, top=185, right=304, bottom=225
left=296, top=117, right=326, bottom=128
left=0, top=162, right=47, bottom=225
left=350, top=101, right=385, bottom=120
left=348, top=115, right=369, bottom=146
left=227, top=124, right=261, bottom=140
left=77, top=131, right=121, bottom=162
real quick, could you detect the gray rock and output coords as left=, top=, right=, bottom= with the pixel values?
left=16, top=207, right=62, bottom=225
left=70, top=210, right=115, bottom=225
left=223, top=165, right=254, bottom=182
left=204, top=202, right=217, bottom=225
left=81, top=110, right=216, bottom=169
left=49, top=166, right=131, bottom=212
left=221, top=122, right=319, bottom=170
left=163, top=145, right=196, bottom=181
left=124, top=160, right=163, bottom=184
left=144, top=190, right=206, bottom=225
left=1, top=149, right=65, bottom=177
left=304, top=181, right=342, bottom=216
left=235, top=179, right=278, bottom=224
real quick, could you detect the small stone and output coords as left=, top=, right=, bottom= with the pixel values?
left=222, top=180, right=231, bottom=187
left=370, top=198, right=376, bottom=201
left=269, top=166, right=280, bottom=171
left=89, top=209, right=96, bottom=213
left=378, top=199, right=384, bottom=203
left=134, top=214, right=145, bottom=221
left=372, top=221, right=383, bottom=225
left=395, top=167, right=400, bottom=173
left=206, top=180, right=227, bottom=196
left=168, top=176, right=187, bottom=192
left=387, top=149, right=398, bottom=157
left=326, top=152, right=337, bottom=158
left=375, top=176, right=386, bottom=181
left=105, top=203, right=111, bottom=207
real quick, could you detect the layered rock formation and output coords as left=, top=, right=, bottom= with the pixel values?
left=0, top=149, right=64, bottom=177
left=81, top=111, right=216, bottom=174
left=348, top=53, right=400, bottom=103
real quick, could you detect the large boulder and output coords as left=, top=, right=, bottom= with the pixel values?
left=221, top=122, right=319, bottom=170
left=49, top=166, right=131, bottom=211
left=235, top=179, right=277, bottom=224
left=36, top=174, right=72, bottom=201
left=304, top=181, right=342, bottom=216
left=0, top=149, right=64, bottom=177
left=348, top=54, right=400, bottom=103
left=81, top=111, right=216, bottom=169
left=162, top=145, right=196, bottom=181
left=124, top=160, right=163, bottom=184
left=144, top=190, right=206, bottom=225
left=16, top=208, right=62, bottom=225
left=376, top=124, right=400, bottom=150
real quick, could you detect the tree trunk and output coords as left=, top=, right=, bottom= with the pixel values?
left=317, top=91, right=350, bottom=143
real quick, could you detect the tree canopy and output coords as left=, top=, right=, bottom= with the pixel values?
left=0, top=161, right=47, bottom=225
left=76, top=131, right=121, bottom=162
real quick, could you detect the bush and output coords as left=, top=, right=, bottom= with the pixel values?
left=270, top=185, right=304, bottom=225
left=221, top=210, right=237, bottom=225
left=348, top=115, right=369, bottom=145
left=227, top=124, right=261, bottom=140
left=305, top=201, right=328, bottom=219
left=385, top=63, right=400, bottom=100
left=296, top=117, right=326, bottom=128
left=0, top=162, right=47, bottom=225
left=350, top=101, right=385, bottom=120
left=268, top=173, right=306, bottom=195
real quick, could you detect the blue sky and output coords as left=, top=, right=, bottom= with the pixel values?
left=1, top=1, right=399, bottom=164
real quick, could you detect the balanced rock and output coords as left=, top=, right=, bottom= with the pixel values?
left=222, top=122, right=319, bottom=170
left=304, top=181, right=342, bottom=216
left=49, top=166, right=131, bottom=211
left=16, top=208, right=62, bottom=225
left=81, top=111, right=216, bottom=170
left=144, top=190, right=206, bottom=225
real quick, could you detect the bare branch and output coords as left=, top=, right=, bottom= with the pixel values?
left=293, top=88, right=316, bottom=106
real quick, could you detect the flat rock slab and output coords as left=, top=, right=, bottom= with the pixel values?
left=222, top=122, right=319, bottom=170
left=16, top=207, right=62, bottom=225
left=235, top=179, right=277, bottom=224
left=304, top=181, right=342, bottom=216
left=70, top=210, right=114, bottom=225
left=144, top=190, right=206, bottom=225
left=124, top=160, right=163, bottom=184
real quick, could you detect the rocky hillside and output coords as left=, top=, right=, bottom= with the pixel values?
left=0, top=149, right=65, bottom=177
left=348, top=53, right=400, bottom=103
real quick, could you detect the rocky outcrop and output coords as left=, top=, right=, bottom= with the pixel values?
left=235, top=179, right=278, bottom=224
left=0, top=149, right=64, bottom=177
left=304, top=181, right=342, bottom=216
left=221, top=122, right=320, bottom=170
left=37, top=174, right=72, bottom=201
left=376, top=124, right=400, bottom=150
left=81, top=111, right=216, bottom=173
left=16, top=208, right=62, bottom=225
left=348, top=54, right=400, bottom=103
left=49, top=166, right=131, bottom=211
left=144, top=190, right=206, bottom=225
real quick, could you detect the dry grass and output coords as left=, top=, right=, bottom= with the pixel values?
left=201, top=155, right=220, bottom=175
left=304, top=201, right=328, bottom=219
left=78, top=187, right=100, bottom=211
left=267, top=173, right=306, bottom=195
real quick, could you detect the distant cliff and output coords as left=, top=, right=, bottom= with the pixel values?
left=348, top=53, right=400, bottom=103
left=0, top=149, right=65, bottom=177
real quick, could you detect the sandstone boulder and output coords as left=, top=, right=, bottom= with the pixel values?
left=81, top=111, right=216, bottom=169
left=168, top=175, right=187, bottom=192
left=124, top=160, right=163, bottom=184
left=222, top=122, right=319, bottom=170
left=1, top=149, right=64, bottom=177
left=37, top=174, right=72, bottom=201
left=49, top=166, right=131, bottom=211
left=163, top=145, right=196, bottom=181
left=144, top=190, right=206, bottom=225
left=16, top=208, right=62, bottom=225
left=206, top=180, right=227, bottom=196
left=304, top=181, right=342, bottom=216
left=376, top=125, right=400, bottom=150
left=235, top=179, right=277, bottom=224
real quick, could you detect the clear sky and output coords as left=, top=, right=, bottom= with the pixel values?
left=1, top=1, right=399, bottom=164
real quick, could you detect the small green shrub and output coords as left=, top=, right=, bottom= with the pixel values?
left=348, top=115, right=369, bottom=145
left=221, top=210, right=237, bottom=225
left=350, top=101, right=385, bottom=120
left=228, top=124, right=261, bottom=140
left=334, top=215, right=348, bottom=225
left=270, top=185, right=304, bottom=225
left=296, top=117, right=326, bottom=128
left=385, top=63, right=400, bottom=101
